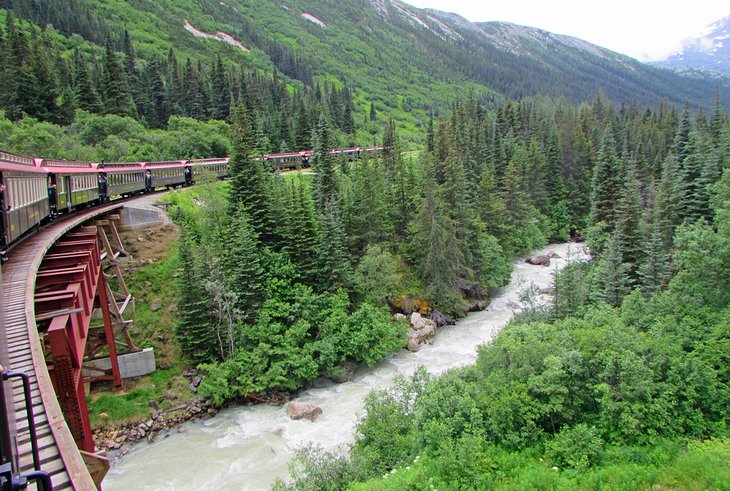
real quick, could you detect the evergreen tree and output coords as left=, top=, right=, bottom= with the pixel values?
left=312, top=113, right=338, bottom=212
left=369, top=101, right=376, bottom=121
left=409, top=158, right=466, bottom=312
left=589, top=128, right=622, bottom=229
left=615, top=163, right=644, bottom=281
left=317, top=200, right=352, bottom=291
left=679, top=131, right=711, bottom=223
left=226, top=103, right=275, bottom=243
left=477, top=164, right=508, bottom=243
left=221, top=207, right=264, bottom=323
left=101, top=37, right=136, bottom=118
left=282, top=177, right=320, bottom=284
left=593, top=233, right=631, bottom=307
left=176, top=227, right=218, bottom=363
left=211, top=54, right=230, bottom=121
left=638, top=217, right=672, bottom=295
left=73, top=53, right=102, bottom=113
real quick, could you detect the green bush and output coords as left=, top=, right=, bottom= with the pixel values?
left=545, top=424, right=604, bottom=471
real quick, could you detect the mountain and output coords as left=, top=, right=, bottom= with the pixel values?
left=652, top=15, right=730, bottom=75
left=3, top=0, right=729, bottom=133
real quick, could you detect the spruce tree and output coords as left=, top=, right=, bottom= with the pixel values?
left=226, top=103, right=275, bottom=243
left=679, top=131, right=711, bottom=223
left=73, top=53, right=102, bottom=113
left=221, top=207, right=264, bottom=323
left=655, top=153, right=682, bottom=247
left=638, top=218, right=672, bottom=295
left=409, top=157, right=466, bottom=312
left=589, top=128, right=622, bottom=229
left=312, top=113, right=338, bottom=213
left=101, top=37, right=136, bottom=118
left=211, top=54, right=230, bottom=121
left=282, top=177, right=320, bottom=285
left=615, top=163, right=644, bottom=281
left=594, top=232, right=631, bottom=307
left=477, top=164, right=508, bottom=243
left=317, top=199, right=352, bottom=291
left=176, top=227, right=218, bottom=363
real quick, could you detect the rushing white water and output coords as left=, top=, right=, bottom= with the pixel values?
left=104, top=242, right=584, bottom=491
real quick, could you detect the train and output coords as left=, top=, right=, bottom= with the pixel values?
left=0, top=146, right=383, bottom=252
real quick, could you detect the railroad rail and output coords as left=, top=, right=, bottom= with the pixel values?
left=1, top=204, right=125, bottom=490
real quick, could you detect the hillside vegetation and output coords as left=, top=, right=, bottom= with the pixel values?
left=1, top=0, right=729, bottom=155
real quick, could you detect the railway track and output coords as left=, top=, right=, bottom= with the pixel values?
left=1, top=203, right=125, bottom=490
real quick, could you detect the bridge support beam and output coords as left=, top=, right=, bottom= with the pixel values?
left=33, top=226, right=128, bottom=454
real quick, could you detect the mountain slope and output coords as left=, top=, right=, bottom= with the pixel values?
left=5, top=0, right=730, bottom=128
left=652, top=15, right=730, bottom=74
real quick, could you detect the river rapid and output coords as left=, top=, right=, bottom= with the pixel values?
left=104, top=242, right=583, bottom=490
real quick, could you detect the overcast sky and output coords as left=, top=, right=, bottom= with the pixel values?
left=404, top=0, right=728, bottom=61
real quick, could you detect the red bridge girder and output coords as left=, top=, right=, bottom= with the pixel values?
left=33, top=227, right=122, bottom=454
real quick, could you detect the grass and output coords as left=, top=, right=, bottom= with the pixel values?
left=88, top=217, right=198, bottom=426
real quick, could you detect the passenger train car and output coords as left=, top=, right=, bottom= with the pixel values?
left=0, top=146, right=384, bottom=251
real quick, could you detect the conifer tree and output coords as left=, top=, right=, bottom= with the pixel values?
left=176, top=227, right=218, bottom=363
left=501, top=146, right=535, bottom=253
left=73, top=53, right=102, bottom=113
left=477, top=164, right=508, bottom=242
left=30, top=31, right=60, bottom=122
left=615, top=163, right=644, bottom=281
left=282, top=177, right=320, bottom=285
left=593, top=233, right=631, bottom=307
left=317, top=200, right=352, bottom=292
left=638, top=218, right=672, bottom=295
left=211, top=54, right=230, bottom=121
left=409, top=157, right=466, bottom=312
left=226, top=103, right=275, bottom=243
left=221, top=207, right=264, bottom=323
left=312, top=113, right=338, bottom=213
left=679, top=131, right=711, bottom=223
left=655, top=153, right=682, bottom=246
left=145, top=59, right=167, bottom=128
left=101, top=37, right=136, bottom=118
left=589, top=128, right=622, bottom=229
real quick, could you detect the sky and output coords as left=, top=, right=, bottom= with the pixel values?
left=404, top=0, right=729, bottom=61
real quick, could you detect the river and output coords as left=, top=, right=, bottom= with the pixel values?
left=104, top=242, right=583, bottom=490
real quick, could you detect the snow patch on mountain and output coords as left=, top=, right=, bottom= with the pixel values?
left=653, top=15, right=730, bottom=74
left=302, top=12, right=326, bottom=28
left=427, top=15, right=462, bottom=41
left=369, top=0, right=390, bottom=17
left=183, top=20, right=249, bottom=52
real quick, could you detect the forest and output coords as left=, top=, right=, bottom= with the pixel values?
left=263, top=96, right=730, bottom=489
left=0, top=1, right=729, bottom=487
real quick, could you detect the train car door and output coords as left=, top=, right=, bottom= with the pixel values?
left=48, top=174, right=58, bottom=214
left=0, top=172, right=6, bottom=248
left=64, top=175, right=72, bottom=208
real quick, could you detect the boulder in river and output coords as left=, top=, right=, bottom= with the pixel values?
left=430, top=309, right=455, bottom=327
left=546, top=250, right=561, bottom=259
left=526, top=255, right=551, bottom=266
left=407, top=313, right=436, bottom=351
left=287, top=402, right=323, bottom=422
left=467, top=300, right=490, bottom=312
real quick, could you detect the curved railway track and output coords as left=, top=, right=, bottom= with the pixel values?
left=2, top=203, right=125, bottom=490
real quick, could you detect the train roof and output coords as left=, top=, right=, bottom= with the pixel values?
left=0, top=150, right=48, bottom=173
left=97, top=162, right=145, bottom=171
left=190, top=158, right=229, bottom=165
left=39, top=158, right=103, bottom=174
left=143, top=160, right=187, bottom=168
